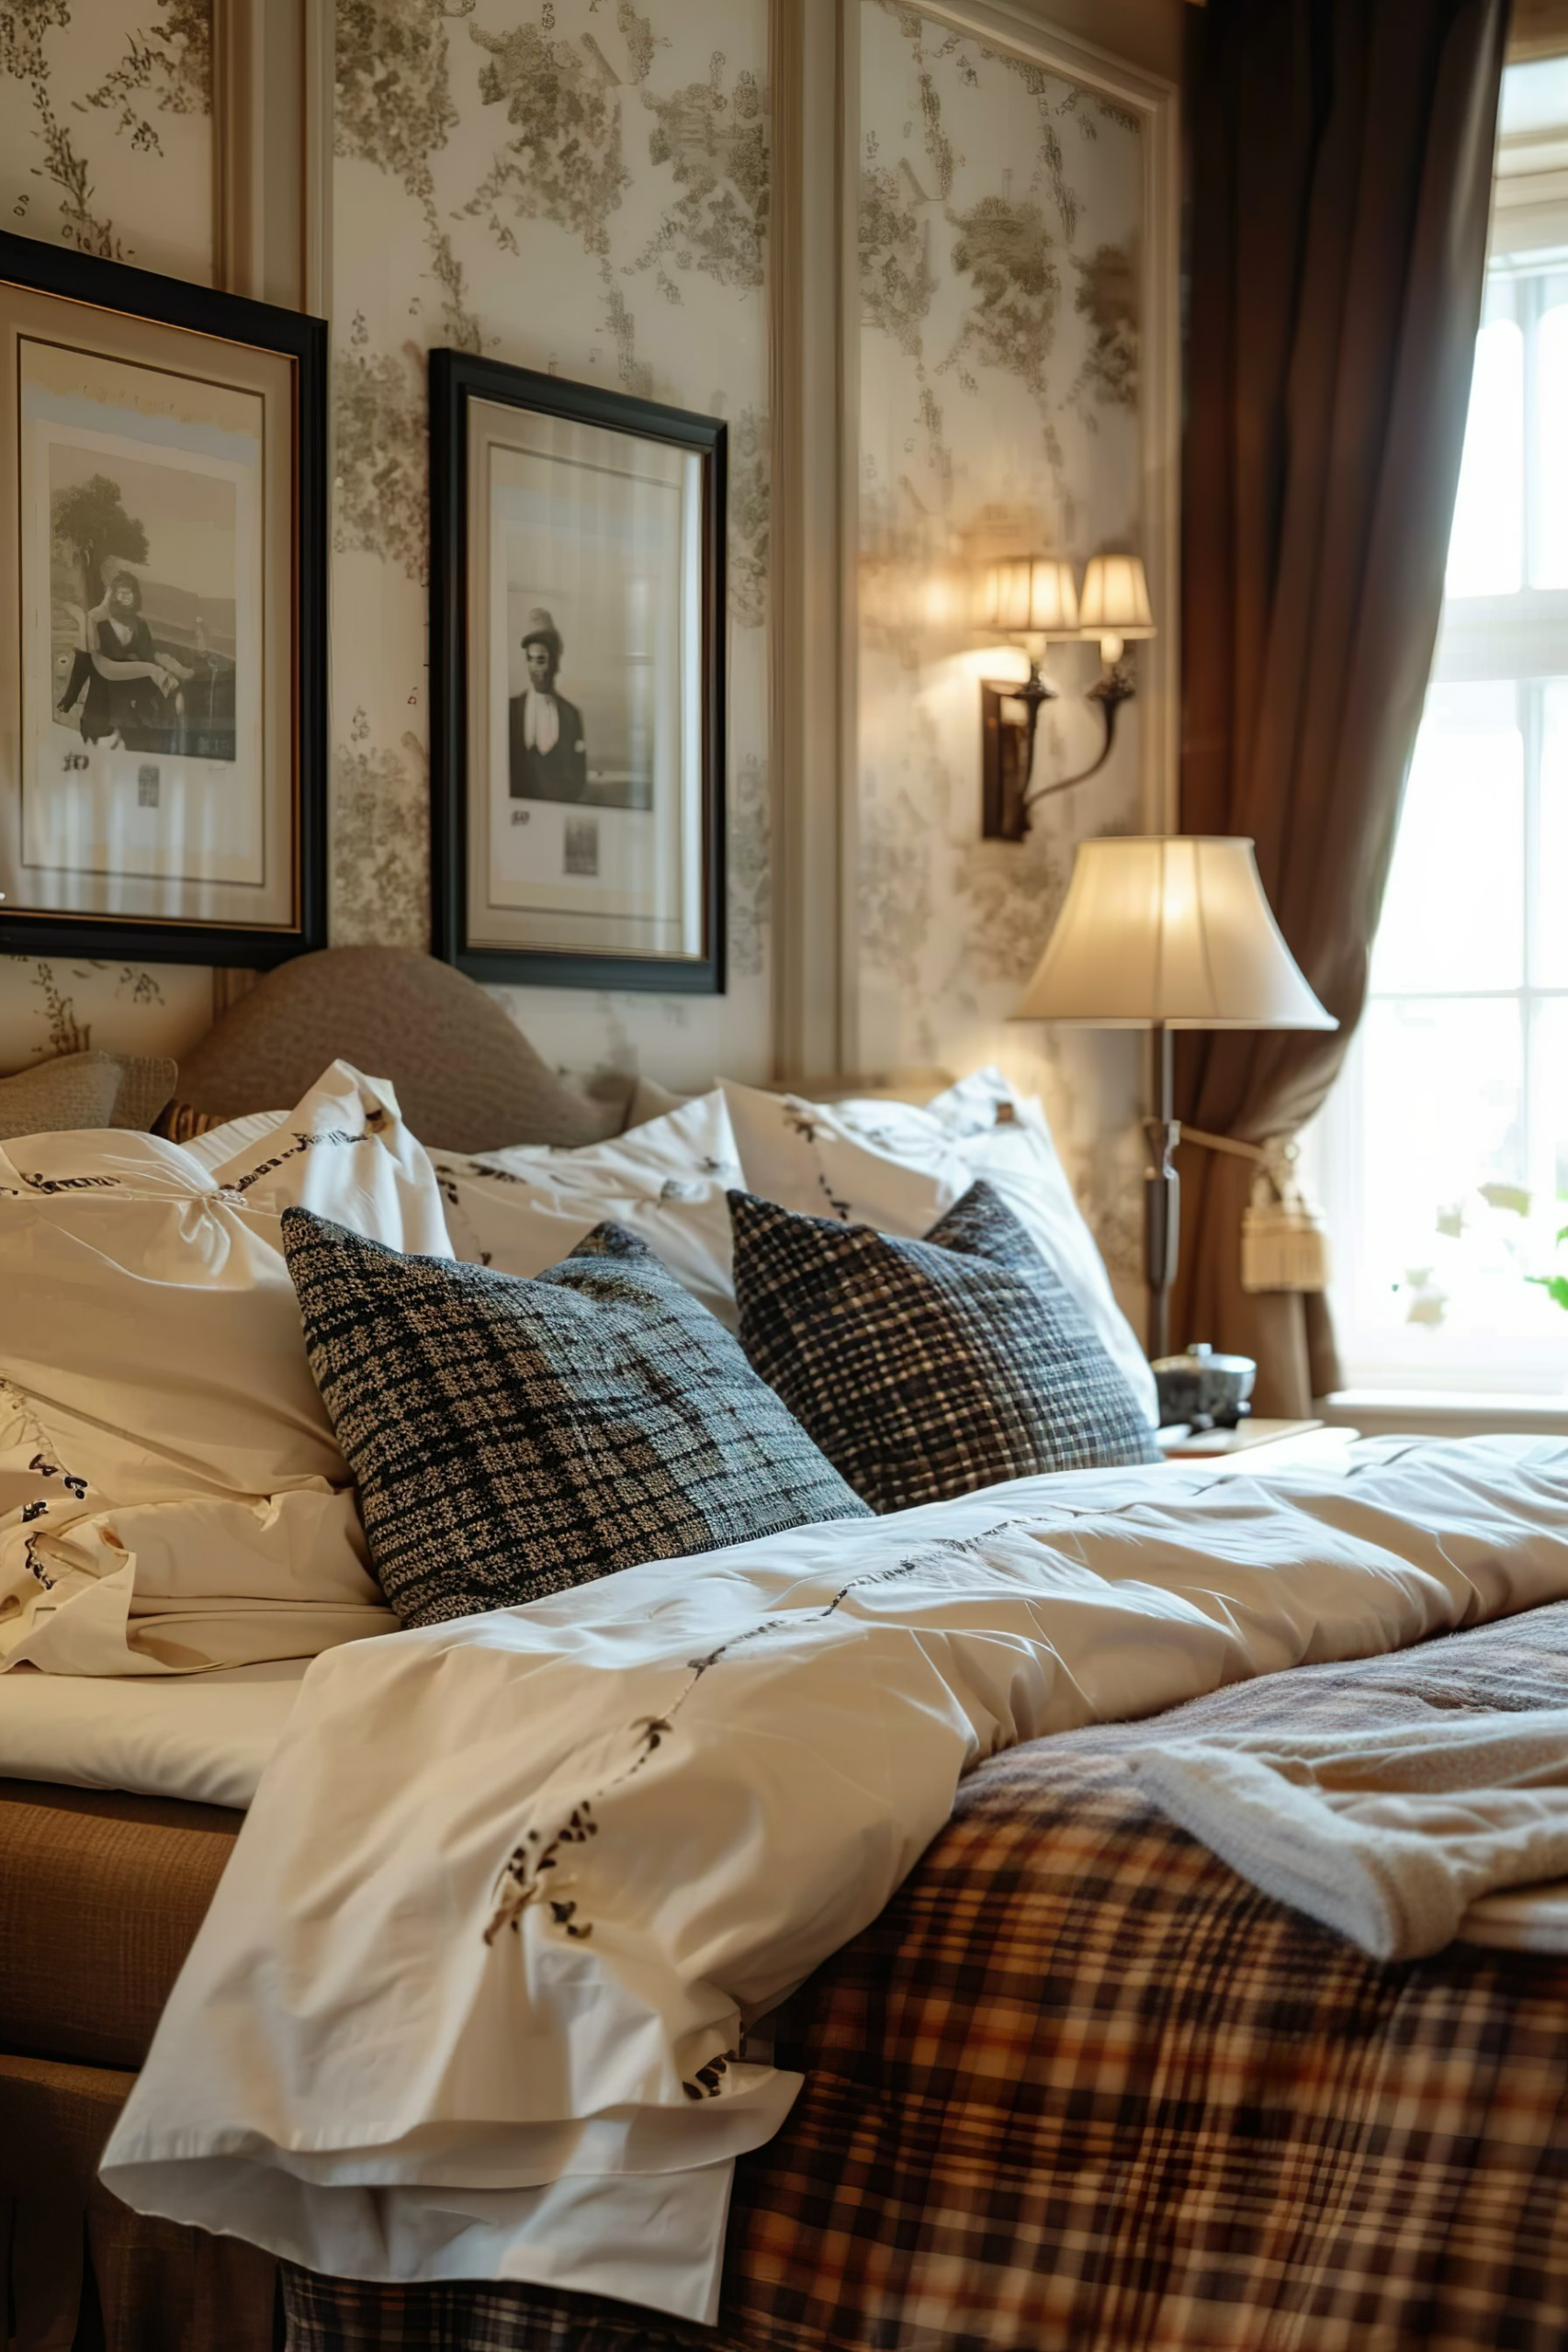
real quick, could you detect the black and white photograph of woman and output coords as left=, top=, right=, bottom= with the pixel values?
left=49, top=451, right=239, bottom=765
left=58, top=571, right=189, bottom=754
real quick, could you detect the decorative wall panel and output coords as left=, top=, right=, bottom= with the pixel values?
left=0, top=0, right=217, bottom=1069
left=332, top=0, right=773, bottom=1090
left=0, top=0, right=212, bottom=278
left=855, top=0, right=1152, bottom=1279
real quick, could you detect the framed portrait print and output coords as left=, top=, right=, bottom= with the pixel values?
left=430, top=354, right=726, bottom=993
left=0, top=232, right=326, bottom=966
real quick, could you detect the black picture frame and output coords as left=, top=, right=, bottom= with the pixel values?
left=0, top=231, right=327, bottom=967
left=430, top=352, right=727, bottom=994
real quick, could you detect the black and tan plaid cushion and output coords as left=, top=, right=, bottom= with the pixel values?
left=281, top=1209, right=870, bottom=1628
left=728, top=1179, right=1159, bottom=1511
left=155, top=1100, right=234, bottom=1145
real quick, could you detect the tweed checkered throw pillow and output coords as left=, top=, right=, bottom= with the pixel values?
left=728, top=1180, right=1161, bottom=1512
left=281, top=1208, right=870, bottom=1628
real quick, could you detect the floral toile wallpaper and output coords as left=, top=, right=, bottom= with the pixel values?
left=2, top=0, right=1156, bottom=1284
left=0, top=0, right=219, bottom=1069
left=1, top=0, right=771, bottom=1089
left=0, top=0, right=211, bottom=279
left=330, top=0, right=773, bottom=1090
left=855, top=0, right=1149, bottom=1282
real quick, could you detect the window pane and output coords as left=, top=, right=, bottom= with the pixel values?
left=1535, top=302, right=1568, bottom=590
left=1531, top=997, right=1568, bottom=1220
left=1446, top=317, right=1523, bottom=597
left=1358, top=998, right=1528, bottom=1332
left=1535, top=680, right=1568, bottom=987
left=1372, top=682, right=1523, bottom=993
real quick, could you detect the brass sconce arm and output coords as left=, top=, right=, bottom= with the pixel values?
left=1018, top=662, right=1136, bottom=817
left=980, top=659, right=1137, bottom=843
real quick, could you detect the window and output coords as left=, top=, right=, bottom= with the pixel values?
left=1315, top=58, right=1568, bottom=1395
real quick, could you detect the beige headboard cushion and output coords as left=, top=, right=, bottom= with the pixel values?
left=175, top=948, right=629, bottom=1153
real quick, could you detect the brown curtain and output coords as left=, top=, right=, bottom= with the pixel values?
left=1175, top=0, right=1510, bottom=1416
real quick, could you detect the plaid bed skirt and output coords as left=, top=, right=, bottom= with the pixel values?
left=285, top=1600, right=1568, bottom=2351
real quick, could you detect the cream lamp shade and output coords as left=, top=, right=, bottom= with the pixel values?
left=1078, top=553, right=1155, bottom=664
left=1014, top=835, right=1337, bottom=1031
left=980, top=554, right=1080, bottom=638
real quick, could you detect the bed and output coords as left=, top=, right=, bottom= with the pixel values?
left=0, top=1668, right=301, bottom=2348
left=6, top=954, right=1568, bottom=2352
left=13, top=1525, right=1568, bottom=2352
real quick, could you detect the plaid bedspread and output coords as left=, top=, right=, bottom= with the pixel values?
left=285, top=1599, right=1568, bottom=2352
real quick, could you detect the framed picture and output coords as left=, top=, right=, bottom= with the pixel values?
left=430, top=353, right=726, bottom=993
left=0, top=232, right=326, bottom=966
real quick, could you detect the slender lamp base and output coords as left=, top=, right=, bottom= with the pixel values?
left=1145, top=1023, right=1179, bottom=1362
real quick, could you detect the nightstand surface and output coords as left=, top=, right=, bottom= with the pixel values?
left=1157, top=1419, right=1360, bottom=1475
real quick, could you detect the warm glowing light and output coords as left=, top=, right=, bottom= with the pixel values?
left=981, top=555, right=1079, bottom=638
left=1015, top=837, right=1335, bottom=1030
left=1077, top=553, right=1155, bottom=662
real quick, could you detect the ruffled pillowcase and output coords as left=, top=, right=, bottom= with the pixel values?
left=184, top=1089, right=744, bottom=1330
left=427, top=1090, right=743, bottom=1329
left=720, top=1070, right=1157, bottom=1430
left=0, top=1061, right=448, bottom=1676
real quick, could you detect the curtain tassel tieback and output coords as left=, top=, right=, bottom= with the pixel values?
left=1178, top=1126, right=1333, bottom=1296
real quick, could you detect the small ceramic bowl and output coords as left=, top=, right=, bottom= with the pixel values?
left=1153, top=1341, right=1257, bottom=1431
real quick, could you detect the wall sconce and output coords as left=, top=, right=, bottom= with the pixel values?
left=979, top=550, right=1156, bottom=842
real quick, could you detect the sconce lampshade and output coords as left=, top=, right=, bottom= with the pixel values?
left=1014, top=835, right=1337, bottom=1031
left=981, top=555, right=1080, bottom=638
left=1077, top=553, right=1156, bottom=647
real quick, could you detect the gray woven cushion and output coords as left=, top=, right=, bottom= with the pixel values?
left=0, top=1053, right=122, bottom=1140
left=101, top=1051, right=177, bottom=1132
left=729, top=1180, right=1161, bottom=1512
left=175, top=947, right=629, bottom=1152
left=281, top=1210, right=871, bottom=1629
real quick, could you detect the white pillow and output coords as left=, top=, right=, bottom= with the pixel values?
left=431, top=1090, right=741, bottom=1328
left=0, top=1061, right=448, bottom=1677
left=720, top=1070, right=1156, bottom=1425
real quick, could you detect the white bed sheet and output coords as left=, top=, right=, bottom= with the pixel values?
left=0, top=1657, right=308, bottom=1808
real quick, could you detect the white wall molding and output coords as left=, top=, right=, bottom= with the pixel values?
left=211, top=0, right=333, bottom=1016
left=211, top=0, right=333, bottom=316
left=768, top=0, right=859, bottom=1082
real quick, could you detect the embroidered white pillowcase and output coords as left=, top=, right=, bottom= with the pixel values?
left=721, top=1069, right=1157, bottom=1427
left=430, top=1090, right=742, bottom=1329
left=0, top=1062, right=448, bottom=1677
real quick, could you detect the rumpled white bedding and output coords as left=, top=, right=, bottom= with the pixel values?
left=0, top=1658, right=307, bottom=1806
left=102, top=1439, right=1568, bottom=2324
left=1135, top=1707, right=1568, bottom=1961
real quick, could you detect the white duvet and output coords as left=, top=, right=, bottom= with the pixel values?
left=103, top=1438, right=1568, bottom=2324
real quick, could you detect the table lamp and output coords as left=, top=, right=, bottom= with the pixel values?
left=1013, top=835, right=1337, bottom=1358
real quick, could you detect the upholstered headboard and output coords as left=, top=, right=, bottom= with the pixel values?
left=175, top=948, right=630, bottom=1153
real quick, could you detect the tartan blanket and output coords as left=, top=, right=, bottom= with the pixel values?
left=284, top=1597, right=1568, bottom=2352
